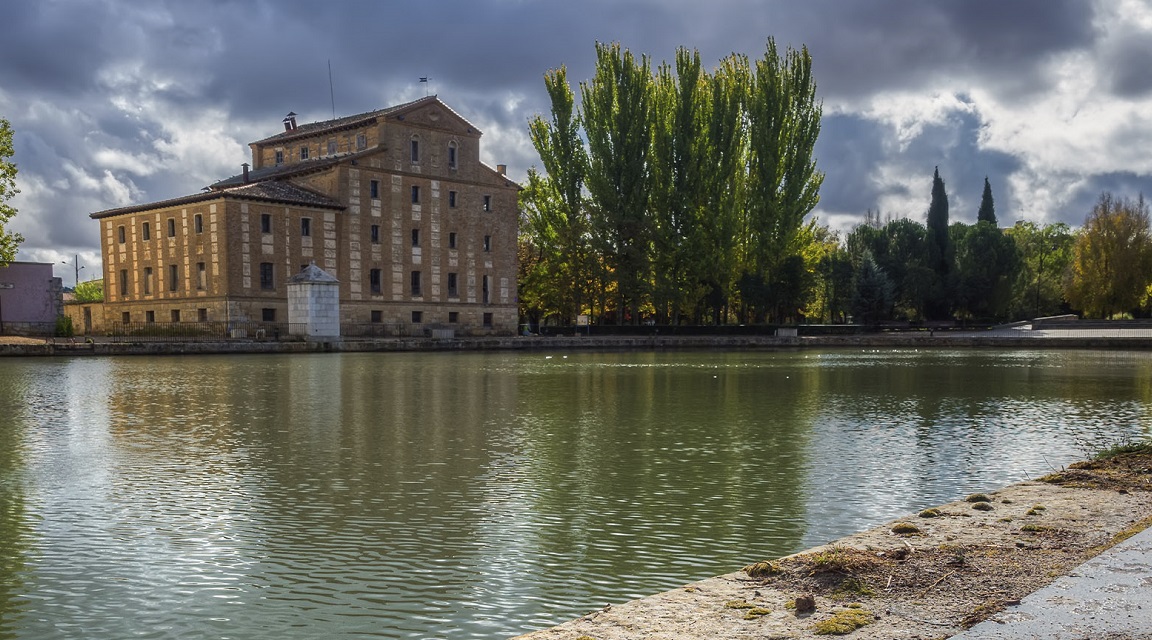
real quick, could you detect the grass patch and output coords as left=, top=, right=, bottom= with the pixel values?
left=806, top=545, right=880, bottom=574
left=1094, top=440, right=1152, bottom=460
left=743, top=606, right=771, bottom=620
left=725, top=600, right=755, bottom=609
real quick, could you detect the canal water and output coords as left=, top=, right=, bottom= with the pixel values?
left=0, top=349, right=1149, bottom=639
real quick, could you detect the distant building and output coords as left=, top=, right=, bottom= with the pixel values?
left=90, top=96, right=519, bottom=335
left=0, top=262, right=63, bottom=334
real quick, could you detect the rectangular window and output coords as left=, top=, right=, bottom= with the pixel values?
left=483, top=195, right=491, bottom=212
left=448, top=144, right=457, bottom=169
left=411, top=310, right=423, bottom=323
left=301, top=218, right=311, bottom=237
left=327, top=139, right=337, bottom=155
left=483, top=312, right=493, bottom=328
left=370, top=179, right=379, bottom=199
left=370, top=224, right=380, bottom=244
left=482, top=275, right=490, bottom=304
left=167, top=218, right=176, bottom=237
left=142, top=222, right=151, bottom=240
left=275, top=149, right=284, bottom=164
left=448, top=311, right=459, bottom=323
left=145, top=310, right=155, bottom=324
left=411, top=185, right=420, bottom=204
left=410, top=139, right=419, bottom=162
left=261, top=213, right=271, bottom=233
left=300, top=146, right=309, bottom=160
left=484, top=235, right=491, bottom=252
left=194, top=214, right=203, bottom=233
left=262, top=308, right=276, bottom=322
left=410, top=270, right=422, bottom=297
left=260, top=262, right=274, bottom=290
left=171, top=309, right=181, bottom=323
left=371, top=310, right=382, bottom=323
left=448, top=232, right=457, bottom=249
left=196, top=262, right=206, bottom=290
left=197, top=308, right=208, bottom=322
left=370, top=268, right=382, bottom=294
left=448, top=190, right=457, bottom=208
left=143, top=267, right=153, bottom=295
left=447, top=272, right=458, bottom=298
left=357, top=134, right=367, bottom=150
left=122, top=311, right=131, bottom=324
left=411, top=229, right=419, bottom=246
left=119, top=269, right=128, bottom=296
left=118, top=225, right=126, bottom=243
left=168, top=264, right=179, bottom=291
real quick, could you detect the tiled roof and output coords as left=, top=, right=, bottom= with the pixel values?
left=253, top=95, right=443, bottom=145
left=90, top=180, right=344, bottom=219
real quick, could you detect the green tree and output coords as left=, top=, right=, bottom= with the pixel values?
left=925, top=167, right=952, bottom=319
left=744, top=38, right=823, bottom=320
left=977, top=176, right=996, bottom=225
left=1065, top=193, right=1152, bottom=318
left=952, top=222, right=1020, bottom=320
left=73, top=278, right=104, bottom=303
left=1004, top=221, right=1074, bottom=319
left=0, top=118, right=23, bottom=266
left=851, top=251, right=893, bottom=326
left=698, top=54, right=749, bottom=323
left=649, top=48, right=708, bottom=324
left=523, top=66, right=590, bottom=325
left=581, top=42, right=654, bottom=324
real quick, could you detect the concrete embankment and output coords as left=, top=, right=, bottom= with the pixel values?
left=510, top=460, right=1152, bottom=640
left=5, top=333, right=1152, bottom=356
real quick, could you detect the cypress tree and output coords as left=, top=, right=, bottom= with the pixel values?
left=977, top=176, right=996, bottom=225
left=926, top=167, right=950, bottom=276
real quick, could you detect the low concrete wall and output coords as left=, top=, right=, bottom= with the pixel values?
left=5, top=333, right=1152, bottom=357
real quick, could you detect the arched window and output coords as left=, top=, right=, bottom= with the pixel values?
left=447, top=140, right=458, bottom=170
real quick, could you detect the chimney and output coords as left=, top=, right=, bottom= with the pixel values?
left=242, top=163, right=250, bottom=183
left=497, top=164, right=507, bottom=176
left=283, top=112, right=298, bottom=131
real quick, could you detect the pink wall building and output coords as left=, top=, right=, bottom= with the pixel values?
left=0, top=262, right=63, bottom=334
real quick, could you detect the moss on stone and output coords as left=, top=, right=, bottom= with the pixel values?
left=813, top=607, right=875, bottom=635
left=918, top=508, right=942, bottom=518
left=891, top=522, right=920, bottom=535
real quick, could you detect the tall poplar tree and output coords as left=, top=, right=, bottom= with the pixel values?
left=649, top=48, right=708, bottom=324
left=977, top=176, right=996, bottom=225
left=0, top=118, right=23, bottom=266
left=744, top=39, right=824, bottom=319
left=581, top=42, right=654, bottom=324
left=523, top=66, right=590, bottom=324
left=699, top=55, right=749, bottom=323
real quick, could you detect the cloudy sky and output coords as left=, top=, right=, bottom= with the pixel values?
left=4, top=0, right=1152, bottom=284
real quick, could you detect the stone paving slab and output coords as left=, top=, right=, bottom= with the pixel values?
left=951, top=527, right=1152, bottom=639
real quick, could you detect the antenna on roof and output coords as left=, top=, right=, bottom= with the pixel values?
left=420, top=76, right=431, bottom=97
left=328, top=60, right=336, bottom=120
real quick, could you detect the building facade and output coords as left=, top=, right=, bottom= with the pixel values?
left=0, top=261, right=63, bottom=334
left=90, top=96, right=519, bottom=335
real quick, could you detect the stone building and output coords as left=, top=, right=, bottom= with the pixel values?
left=90, top=96, right=519, bottom=335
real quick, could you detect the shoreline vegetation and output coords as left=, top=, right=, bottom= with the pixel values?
left=512, top=444, right=1152, bottom=639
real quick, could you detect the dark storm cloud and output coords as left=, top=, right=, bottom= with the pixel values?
left=1064, top=172, right=1152, bottom=224
left=1105, top=36, right=1152, bottom=98
left=787, top=0, right=1097, bottom=100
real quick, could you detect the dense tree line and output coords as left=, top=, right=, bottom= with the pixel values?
left=519, top=44, right=1152, bottom=327
left=521, top=40, right=822, bottom=326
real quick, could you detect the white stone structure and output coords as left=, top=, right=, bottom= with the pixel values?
left=288, top=263, right=341, bottom=338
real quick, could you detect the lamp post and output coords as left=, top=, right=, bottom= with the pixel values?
left=62, top=255, right=84, bottom=288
